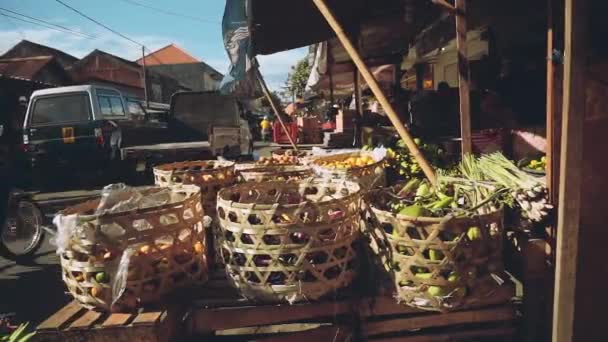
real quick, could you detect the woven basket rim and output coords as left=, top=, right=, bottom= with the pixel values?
left=217, top=178, right=361, bottom=211
left=370, top=204, right=504, bottom=223
left=59, top=184, right=201, bottom=220
left=153, top=160, right=235, bottom=174
left=310, top=152, right=385, bottom=174
left=237, top=165, right=312, bottom=174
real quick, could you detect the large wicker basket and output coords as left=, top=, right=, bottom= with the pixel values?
left=310, top=152, right=387, bottom=191
left=153, top=160, right=236, bottom=215
left=367, top=197, right=505, bottom=312
left=216, top=178, right=362, bottom=303
left=57, top=185, right=207, bottom=311
left=235, top=164, right=313, bottom=183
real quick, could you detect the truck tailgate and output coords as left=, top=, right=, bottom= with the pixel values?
left=121, top=141, right=212, bottom=163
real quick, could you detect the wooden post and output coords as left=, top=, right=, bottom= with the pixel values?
left=312, top=0, right=437, bottom=184
left=328, top=43, right=335, bottom=104
left=141, top=46, right=149, bottom=108
left=546, top=0, right=556, bottom=203
left=255, top=69, right=298, bottom=151
left=455, top=0, right=472, bottom=155
left=552, top=0, right=587, bottom=340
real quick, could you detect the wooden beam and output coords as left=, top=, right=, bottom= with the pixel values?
left=546, top=0, right=556, bottom=202
left=455, top=0, right=472, bottom=155
left=312, top=0, right=437, bottom=184
left=552, top=0, right=588, bottom=340
left=255, top=68, right=298, bottom=151
left=431, top=0, right=456, bottom=14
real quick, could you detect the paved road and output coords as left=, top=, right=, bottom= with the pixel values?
left=0, top=145, right=283, bottom=327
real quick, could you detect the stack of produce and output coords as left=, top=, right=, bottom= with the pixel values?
left=367, top=158, right=507, bottom=311
left=523, top=156, right=547, bottom=173
left=236, top=164, right=313, bottom=183
left=271, top=149, right=310, bottom=161
left=54, top=185, right=207, bottom=311
left=311, top=151, right=386, bottom=191
left=256, top=154, right=299, bottom=166
left=478, top=153, right=552, bottom=223
left=216, top=178, right=362, bottom=303
left=381, top=138, right=448, bottom=182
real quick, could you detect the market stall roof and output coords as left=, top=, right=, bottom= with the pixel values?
left=249, top=0, right=433, bottom=55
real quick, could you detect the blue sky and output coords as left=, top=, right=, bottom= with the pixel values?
left=0, top=0, right=307, bottom=90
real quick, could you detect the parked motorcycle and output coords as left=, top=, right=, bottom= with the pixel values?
left=0, top=190, right=45, bottom=262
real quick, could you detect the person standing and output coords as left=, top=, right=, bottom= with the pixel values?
left=260, top=116, right=272, bottom=142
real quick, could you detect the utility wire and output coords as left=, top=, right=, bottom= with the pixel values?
left=0, top=7, right=96, bottom=39
left=0, top=10, right=25, bottom=39
left=54, top=0, right=143, bottom=46
left=117, top=0, right=219, bottom=24
left=0, top=11, right=94, bottom=39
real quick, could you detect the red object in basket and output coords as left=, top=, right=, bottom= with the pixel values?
left=273, top=121, right=299, bottom=144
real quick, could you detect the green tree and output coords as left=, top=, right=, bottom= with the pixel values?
left=260, top=91, right=282, bottom=108
left=285, top=58, right=312, bottom=101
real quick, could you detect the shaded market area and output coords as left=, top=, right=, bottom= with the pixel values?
left=0, top=0, right=606, bottom=341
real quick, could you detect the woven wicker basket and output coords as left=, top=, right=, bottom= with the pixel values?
left=216, top=178, right=362, bottom=303
left=57, top=185, right=207, bottom=311
left=367, top=196, right=505, bottom=312
left=153, top=160, right=236, bottom=215
left=236, top=164, right=313, bottom=183
left=271, top=149, right=310, bottom=161
left=310, top=152, right=387, bottom=191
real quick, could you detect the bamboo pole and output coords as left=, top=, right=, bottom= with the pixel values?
left=455, top=0, right=472, bottom=155
left=312, top=0, right=436, bottom=184
left=255, top=68, right=298, bottom=151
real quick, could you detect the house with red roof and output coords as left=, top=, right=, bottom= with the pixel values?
left=137, top=44, right=223, bottom=92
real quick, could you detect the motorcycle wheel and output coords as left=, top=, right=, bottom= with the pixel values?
left=0, top=200, right=45, bottom=262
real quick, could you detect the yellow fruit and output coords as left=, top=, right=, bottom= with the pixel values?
left=429, top=249, right=443, bottom=261
left=427, top=286, right=447, bottom=297
left=74, top=274, right=84, bottom=282
left=90, top=287, right=100, bottom=297
left=467, top=227, right=482, bottom=241
left=447, top=272, right=460, bottom=283
left=139, top=245, right=152, bottom=255
left=95, top=272, right=109, bottom=283
left=415, top=273, right=433, bottom=279
left=194, top=241, right=204, bottom=254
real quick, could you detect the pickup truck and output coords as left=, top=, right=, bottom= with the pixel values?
left=21, top=85, right=169, bottom=188
left=120, top=91, right=253, bottom=178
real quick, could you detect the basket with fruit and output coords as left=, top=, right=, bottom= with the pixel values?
left=271, top=149, right=310, bottom=161
left=54, top=185, right=207, bottom=311
left=310, top=152, right=386, bottom=191
left=153, top=160, right=236, bottom=216
left=236, top=164, right=313, bottom=183
left=366, top=166, right=507, bottom=311
left=216, top=178, right=361, bottom=303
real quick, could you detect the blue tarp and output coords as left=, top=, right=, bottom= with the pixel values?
left=220, top=0, right=260, bottom=97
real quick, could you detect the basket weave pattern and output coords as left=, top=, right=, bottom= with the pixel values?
left=236, top=165, right=313, bottom=183
left=59, top=186, right=207, bottom=311
left=368, top=205, right=504, bottom=312
left=216, top=179, right=362, bottom=303
left=311, top=152, right=387, bottom=191
left=153, top=160, right=236, bottom=215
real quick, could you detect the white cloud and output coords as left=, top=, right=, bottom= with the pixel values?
left=257, top=48, right=308, bottom=91
left=0, top=27, right=175, bottom=61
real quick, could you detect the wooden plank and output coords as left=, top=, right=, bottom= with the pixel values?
left=189, top=299, right=352, bottom=332
left=37, top=301, right=84, bottom=331
left=552, top=0, right=588, bottom=341
left=68, top=310, right=103, bottom=330
left=216, top=323, right=325, bottom=336
left=101, top=313, right=133, bottom=327
left=455, top=0, right=472, bottom=155
left=253, top=325, right=351, bottom=342
left=370, top=326, right=515, bottom=342
left=131, top=311, right=163, bottom=326
left=363, top=305, right=516, bottom=337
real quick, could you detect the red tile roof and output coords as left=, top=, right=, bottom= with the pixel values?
left=0, top=56, right=54, bottom=80
left=136, top=44, right=199, bottom=66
